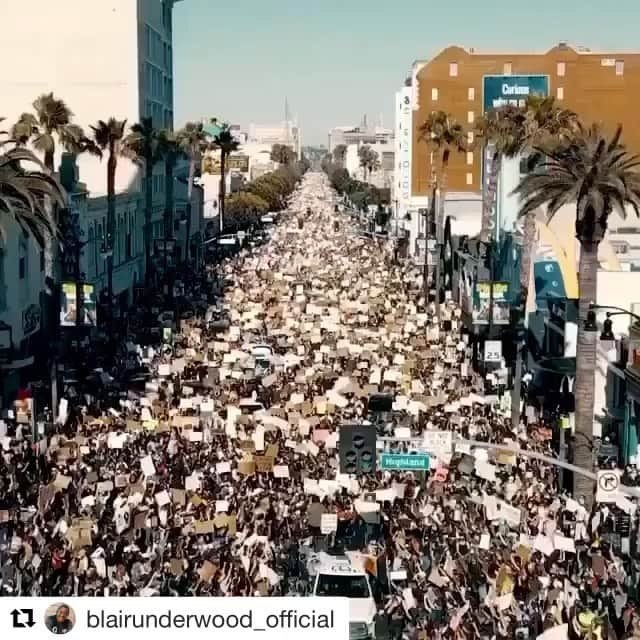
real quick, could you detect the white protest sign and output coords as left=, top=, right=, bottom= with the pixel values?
left=422, top=431, right=453, bottom=458
left=320, top=513, right=338, bottom=534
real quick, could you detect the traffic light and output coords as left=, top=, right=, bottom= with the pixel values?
left=339, top=424, right=377, bottom=475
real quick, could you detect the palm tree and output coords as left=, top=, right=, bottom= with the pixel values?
left=12, top=93, right=85, bottom=172
left=11, top=94, right=91, bottom=283
left=270, top=143, right=295, bottom=166
left=332, top=144, right=347, bottom=167
left=514, top=124, right=640, bottom=506
left=177, top=121, right=209, bottom=258
left=0, top=146, right=65, bottom=245
left=419, top=111, right=467, bottom=318
left=358, top=145, right=373, bottom=181
left=211, top=122, right=240, bottom=234
left=90, top=118, right=127, bottom=309
left=124, top=117, right=160, bottom=283
left=157, top=130, right=182, bottom=240
left=513, top=99, right=580, bottom=428
left=475, top=104, right=526, bottom=242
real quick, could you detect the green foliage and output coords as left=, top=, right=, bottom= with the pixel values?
left=270, top=143, right=296, bottom=165
left=224, top=192, right=269, bottom=232
left=226, top=164, right=302, bottom=229
left=0, top=146, right=65, bottom=246
left=513, top=123, right=640, bottom=244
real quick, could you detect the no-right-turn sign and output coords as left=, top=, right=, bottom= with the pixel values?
left=596, top=470, right=621, bottom=503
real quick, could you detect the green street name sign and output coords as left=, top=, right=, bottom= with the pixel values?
left=380, top=453, right=430, bottom=471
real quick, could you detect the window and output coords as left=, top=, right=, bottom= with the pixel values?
left=449, top=62, right=458, bottom=77
left=616, top=60, right=624, bottom=76
left=466, top=151, right=473, bottom=165
left=431, top=87, right=438, bottom=101
left=467, top=131, right=474, bottom=145
left=468, top=87, right=475, bottom=101
left=503, top=62, right=512, bottom=75
left=557, top=62, right=566, bottom=76
left=466, top=172, right=473, bottom=186
left=557, top=87, right=564, bottom=100
left=467, top=111, right=475, bottom=124
left=145, top=25, right=151, bottom=58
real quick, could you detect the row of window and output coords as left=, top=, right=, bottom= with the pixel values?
left=144, top=100, right=173, bottom=129
left=447, top=59, right=624, bottom=77
left=144, top=63, right=173, bottom=103
left=86, top=212, right=139, bottom=278
left=144, top=24, right=172, bottom=70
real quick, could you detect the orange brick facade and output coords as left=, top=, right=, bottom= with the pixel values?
left=411, top=44, right=640, bottom=197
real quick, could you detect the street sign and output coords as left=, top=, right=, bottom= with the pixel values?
left=422, top=431, right=453, bottom=458
left=596, top=470, right=621, bottom=503
left=484, top=340, right=502, bottom=363
left=380, top=453, right=430, bottom=471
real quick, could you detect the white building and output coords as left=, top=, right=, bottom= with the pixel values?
left=343, top=141, right=395, bottom=191
left=248, top=121, right=301, bottom=159
left=328, top=116, right=394, bottom=154
left=0, top=0, right=199, bottom=402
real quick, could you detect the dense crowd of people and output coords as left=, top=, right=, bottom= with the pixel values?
left=1, top=172, right=640, bottom=640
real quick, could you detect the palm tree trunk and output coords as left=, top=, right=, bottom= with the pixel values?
left=185, top=158, right=195, bottom=261
left=480, top=151, right=501, bottom=242
left=144, top=158, right=153, bottom=285
left=511, top=209, right=537, bottom=431
left=106, top=153, right=117, bottom=314
left=573, top=238, right=599, bottom=508
left=435, top=156, right=449, bottom=320
left=219, top=152, right=227, bottom=234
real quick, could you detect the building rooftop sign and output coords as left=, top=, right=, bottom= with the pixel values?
left=482, top=74, right=549, bottom=111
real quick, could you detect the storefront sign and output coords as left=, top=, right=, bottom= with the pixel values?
left=472, top=282, right=510, bottom=325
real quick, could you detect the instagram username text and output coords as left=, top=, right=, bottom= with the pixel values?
left=87, top=608, right=336, bottom=631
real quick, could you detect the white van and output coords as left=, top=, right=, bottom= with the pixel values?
left=310, top=554, right=376, bottom=640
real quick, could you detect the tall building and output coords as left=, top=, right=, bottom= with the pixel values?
left=397, top=43, right=640, bottom=242
left=411, top=43, right=640, bottom=199
left=0, top=0, right=193, bottom=403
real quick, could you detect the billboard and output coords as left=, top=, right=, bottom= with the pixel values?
left=227, top=155, right=249, bottom=172
left=60, top=282, right=98, bottom=327
left=482, top=74, right=549, bottom=111
left=472, top=282, right=510, bottom=325
left=201, top=154, right=249, bottom=174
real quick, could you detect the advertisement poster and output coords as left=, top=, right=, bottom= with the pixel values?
left=60, top=282, right=97, bottom=327
left=201, top=154, right=249, bottom=174
left=482, top=75, right=549, bottom=112
left=472, top=282, right=510, bottom=325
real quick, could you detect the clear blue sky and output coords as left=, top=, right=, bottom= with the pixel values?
left=174, top=0, right=640, bottom=146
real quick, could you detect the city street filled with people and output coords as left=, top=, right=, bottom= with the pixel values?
left=1, top=173, right=640, bottom=640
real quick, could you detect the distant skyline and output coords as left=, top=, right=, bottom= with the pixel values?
left=174, top=0, right=640, bottom=145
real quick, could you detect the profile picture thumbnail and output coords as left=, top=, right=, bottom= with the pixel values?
left=45, top=603, right=76, bottom=635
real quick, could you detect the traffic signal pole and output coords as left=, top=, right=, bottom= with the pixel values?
left=376, top=435, right=640, bottom=499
